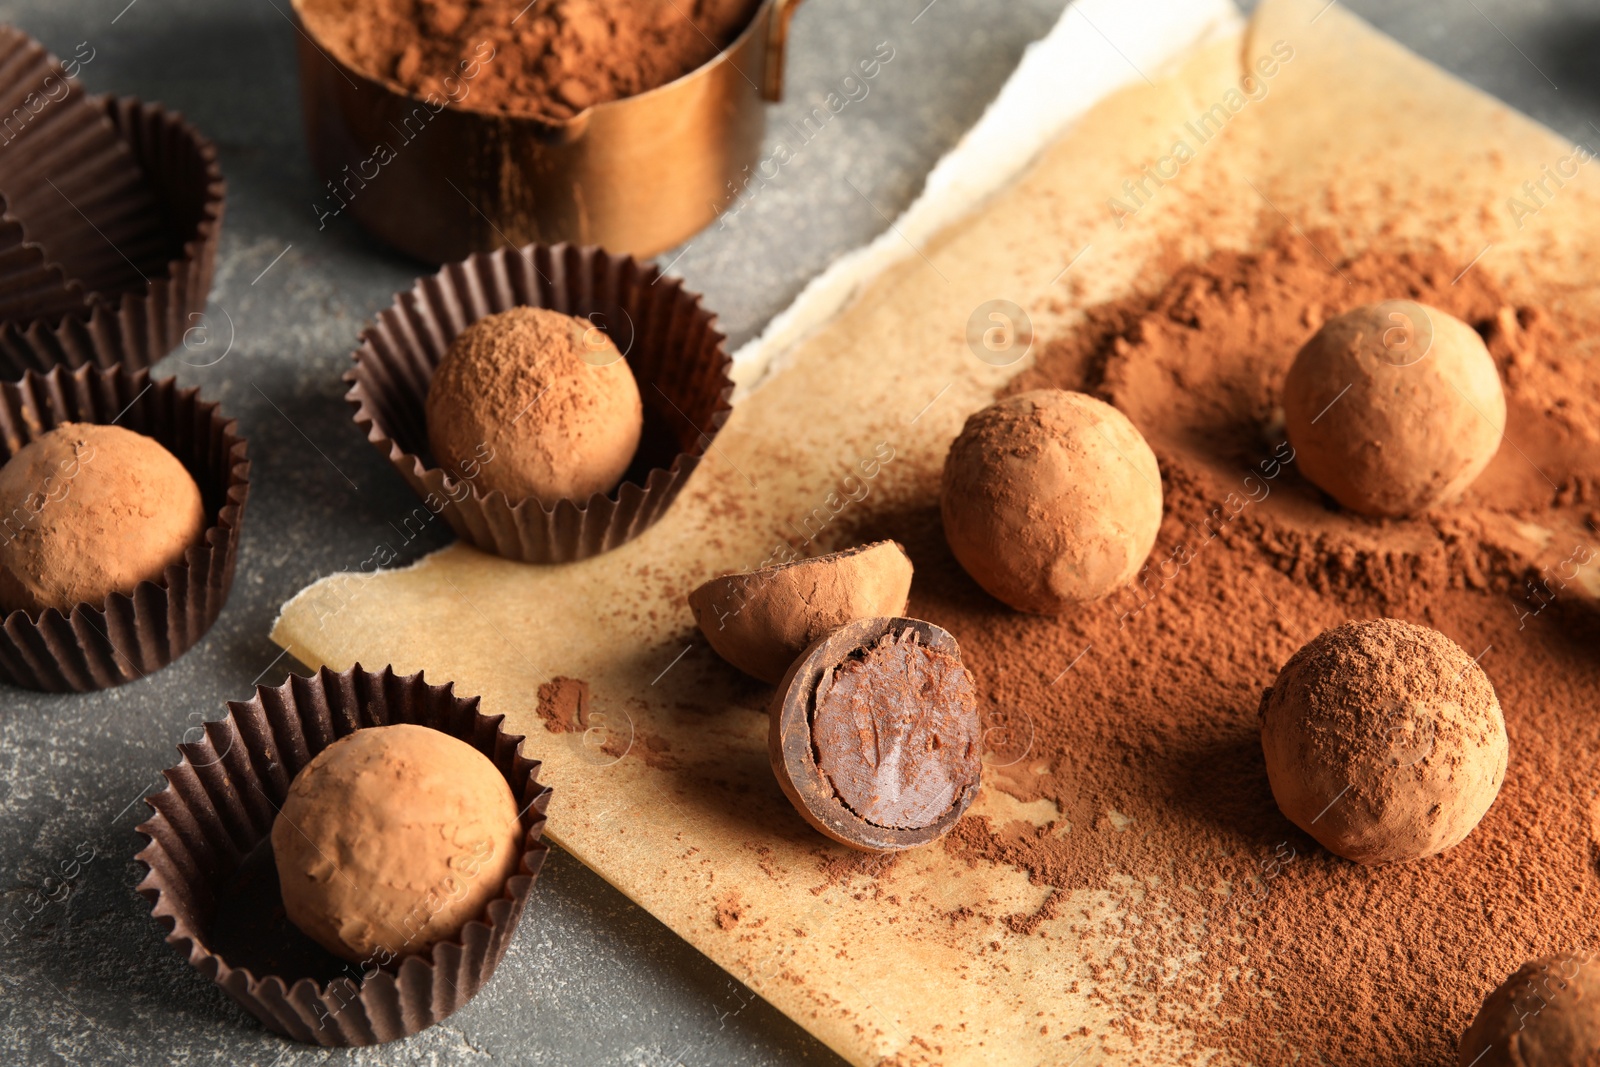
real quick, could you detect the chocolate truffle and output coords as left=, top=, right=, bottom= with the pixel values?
left=0, top=422, right=205, bottom=616
left=1283, top=300, right=1505, bottom=517
left=940, top=389, right=1162, bottom=614
left=1259, top=618, right=1507, bottom=865
left=770, top=618, right=982, bottom=852
left=687, top=541, right=914, bottom=683
left=425, top=306, right=643, bottom=507
left=1460, top=953, right=1600, bottom=1066
left=272, top=723, right=522, bottom=965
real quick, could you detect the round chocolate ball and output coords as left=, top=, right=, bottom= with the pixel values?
left=940, top=389, right=1162, bottom=614
left=271, top=724, right=522, bottom=965
left=1460, top=953, right=1600, bottom=1066
left=0, top=423, right=205, bottom=616
left=1260, top=618, right=1507, bottom=865
left=1283, top=300, right=1505, bottom=517
left=425, top=306, right=643, bottom=508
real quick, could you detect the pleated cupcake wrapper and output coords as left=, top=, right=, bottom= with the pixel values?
left=0, top=27, right=173, bottom=323
left=134, top=665, right=553, bottom=1047
left=345, top=243, right=735, bottom=563
left=0, top=363, right=249, bottom=691
left=0, top=90, right=225, bottom=378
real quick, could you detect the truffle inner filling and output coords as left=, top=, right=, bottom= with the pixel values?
left=809, top=629, right=982, bottom=830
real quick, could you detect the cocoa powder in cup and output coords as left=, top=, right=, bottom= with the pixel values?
left=299, top=0, right=762, bottom=120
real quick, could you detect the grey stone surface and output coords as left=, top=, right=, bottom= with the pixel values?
left=0, top=0, right=1593, bottom=1064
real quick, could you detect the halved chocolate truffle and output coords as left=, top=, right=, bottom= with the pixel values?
left=769, top=617, right=982, bottom=852
left=687, top=541, right=914, bottom=683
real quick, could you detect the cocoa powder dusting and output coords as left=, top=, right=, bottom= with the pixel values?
left=535, top=675, right=588, bottom=733
left=714, top=890, right=744, bottom=931
left=301, top=0, right=761, bottom=120
left=865, top=230, right=1600, bottom=1063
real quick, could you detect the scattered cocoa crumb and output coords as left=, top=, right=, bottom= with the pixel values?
left=534, top=675, right=587, bottom=733
left=714, top=891, right=744, bottom=931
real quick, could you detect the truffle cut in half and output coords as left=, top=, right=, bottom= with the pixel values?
left=688, top=540, right=914, bottom=683
left=769, top=616, right=982, bottom=852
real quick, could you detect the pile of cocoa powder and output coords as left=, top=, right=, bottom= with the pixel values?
left=301, top=0, right=760, bottom=119
left=852, top=229, right=1600, bottom=1063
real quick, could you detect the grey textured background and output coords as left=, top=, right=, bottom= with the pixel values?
left=0, top=1, right=1596, bottom=1064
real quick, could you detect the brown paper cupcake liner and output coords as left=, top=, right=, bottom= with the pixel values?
left=0, top=27, right=172, bottom=322
left=134, top=665, right=553, bottom=1046
left=0, top=210, right=83, bottom=326
left=346, top=243, right=735, bottom=563
left=0, top=90, right=225, bottom=378
left=0, top=363, right=249, bottom=691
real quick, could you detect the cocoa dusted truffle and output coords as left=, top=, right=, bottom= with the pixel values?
left=425, top=306, right=643, bottom=507
left=1260, top=618, right=1508, bottom=865
left=272, top=723, right=522, bottom=965
left=770, top=617, right=982, bottom=852
left=687, top=541, right=914, bottom=683
left=0, top=423, right=205, bottom=616
left=1460, top=952, right=1600, bottom=1066
left=940, top=389, right=1162, bottom=614
left=1283, top=300, right=1505, bottom=517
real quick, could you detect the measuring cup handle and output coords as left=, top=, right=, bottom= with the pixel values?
left=762, top=0, right=806, bottom=102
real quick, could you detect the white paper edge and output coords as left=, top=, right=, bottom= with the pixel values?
left=731, top=0, right=1245, bottom=392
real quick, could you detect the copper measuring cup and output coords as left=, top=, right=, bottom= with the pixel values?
left=289, top=0, right=804, bottom=263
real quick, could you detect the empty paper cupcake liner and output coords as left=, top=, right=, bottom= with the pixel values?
left=0, top=25, right=166, bottom=324
left=0, top=88, right=225, bottom=378
left=0, top=364, right=249, bottom=691
left=134, top=665, right=552, bottom=1046
left=345, top=243, right=735, bottom=563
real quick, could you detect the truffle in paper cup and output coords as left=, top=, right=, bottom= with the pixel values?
left=0, top=91, right=225, bottom=378
left=0, top=364, right=248, bottom=691
left=345, top=242, right=734, bottom=563
left=134, top=664, right=552, bottom=1046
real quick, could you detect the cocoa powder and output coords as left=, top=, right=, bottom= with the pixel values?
left=860, top=229, right=1600, bottom=1063
left=300, top=0, right=761, bottom=120
left=535, top=675, right=588, bottom=733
